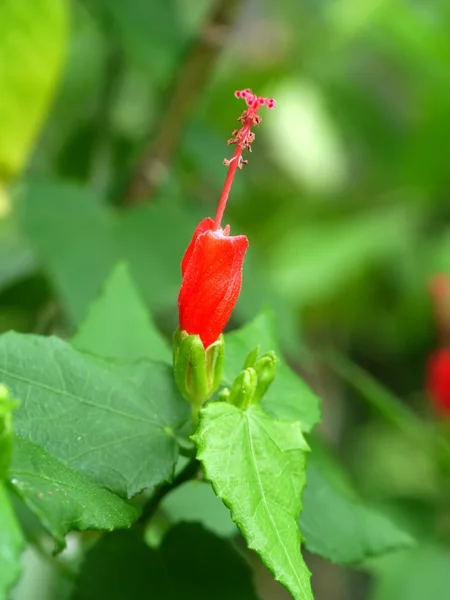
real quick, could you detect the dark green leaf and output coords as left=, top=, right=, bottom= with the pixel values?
left=301, top=450, right=414, bottom=564
left=193, top=401, right=313, bottom=600
left=0, top=332, right=189, bottom=497
left=9, top=436, right=140, bottom=550
left=0, top=0, right=67, bottom=181
left=73, top=261, right=171, bottom=362
left=72, top=523, right=259, bottom=600
left=224, top=311, right=320, bottom=431
left=0, top=484, right=24, bottom=599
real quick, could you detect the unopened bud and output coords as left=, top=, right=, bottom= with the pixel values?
left=226, top=368, right=258, bottom=410
left=223, top=350, right=279, bottom=410
left=252, top=352, right=279, bottom=404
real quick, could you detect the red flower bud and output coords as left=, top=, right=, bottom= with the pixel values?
left=178, top=89, right=275, bottom=348
left=427, top=348, right=450, bottom=417
left=179, top=218, right=248, bottom=348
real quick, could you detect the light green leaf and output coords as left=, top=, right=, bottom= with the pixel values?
left=72, top=523, right=259, bottom=600
left=0, top=332, right=189, bottom=497
left=9, top=436, right=140, bottom=550
left=73, top=262, right=171, bottom=363
left=193, top=402, right=313, bottom=600
left=300, top=450, right=414, bottom=564
left=224, top=311, right=320, bottom=431
left=0, top=0, right=67, bottom=181
left=163, top=480, right=237, bottom=538
left=0, top=484, right=24, bottom=600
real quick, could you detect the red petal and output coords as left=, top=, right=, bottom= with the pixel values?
left=178, top=229, right=249, bottom=348
left=427, top=349, right=450, bottom=416
left=181, top=217, right=215, bottom=277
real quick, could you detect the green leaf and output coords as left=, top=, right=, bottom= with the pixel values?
left=0, top=332, right=189, bottom=497
left=73, top=262, right=171, bottom=363
left=163, top=480, right=237, bottom=538
left=0, top=218, right=37, bottom=292
left=9, top=436, right=140, bottom=550
left=21, top=181, right=196, bottom=325
left=369, top=545, right=450, bottom=600
left=224, top=311, right=320, bottom=431
left=0, top=385, right=16, bottom=479
left=72, top=523, right=259, bottom=600
left=193, top=402, right=313, bottom=600
left=300, top=449, right=414, bottom=564
left=0, top=0, right=67, bottom=181
left=0, top=484, right=24, bottom=599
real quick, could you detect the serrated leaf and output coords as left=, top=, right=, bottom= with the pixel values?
left=0, top=0, right=67, bottom=181
left=300, top=450, right=414, bottom=564
left=224, top=311, right=320, bottom=431
left=73, top=262, right=171, bottom=363
left=9, top=436, right=140, bottom=550
left=72, top=523, right=259, bottom=600
left=193, top=402, right=313, bottom=600
left=0, top=332, right=189, bottom=497
left=0, top=484, right=24, bottom=600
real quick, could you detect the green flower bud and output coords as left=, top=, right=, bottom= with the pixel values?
left=226, top=368, right=258, bottom=410
left=243, top=345, right=260, bottom=369
left=252, top=351, right=279, bottom=404
left=173, top=329, right=224, bottom=419
left=222, top=349, right=279, bottom=410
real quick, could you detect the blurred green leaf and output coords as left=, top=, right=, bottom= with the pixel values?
left=0, top=484, right=24, bottom=600
left=20, top=181, right=196, bottom=326
left=369, top=545, right=450, bottom=600
left=0, top=332, right=189, bottom=497
left=0, top=218, right=37, bottom=292
left=73, top=261, right=170, bottom=362
left=72, top=524, right=259, bottom=600
left=163, top=480, right=237, bottom=538
left=267, top=205, right=421, bottom=307
left=301, top=449, right=414, bottom=564
left=0, top=0, right=67, bottom=181
left=326, top=350, right=430, bottom=442
left=193, top=402, right=313, bottom=600
left=88, top=0, right=183, bottom=83
left=9, top=436, right=140, bottom=550
left=224, top=311, right=320, bottom=430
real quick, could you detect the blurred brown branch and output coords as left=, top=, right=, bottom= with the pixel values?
left=123, top=0, right=241, bottom=205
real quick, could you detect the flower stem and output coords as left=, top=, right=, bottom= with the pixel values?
left=138, top=457, right=200, bottom=524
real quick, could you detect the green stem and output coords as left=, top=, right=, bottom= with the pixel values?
left=138, top=457, right=200, bottom=524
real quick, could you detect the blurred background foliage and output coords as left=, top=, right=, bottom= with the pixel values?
left=2, top=0, right=450, bottom=598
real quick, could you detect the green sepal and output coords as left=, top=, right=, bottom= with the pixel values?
left=0, top=384, right=17, bottom=479
left=173, top=330, right=224, bottom=418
